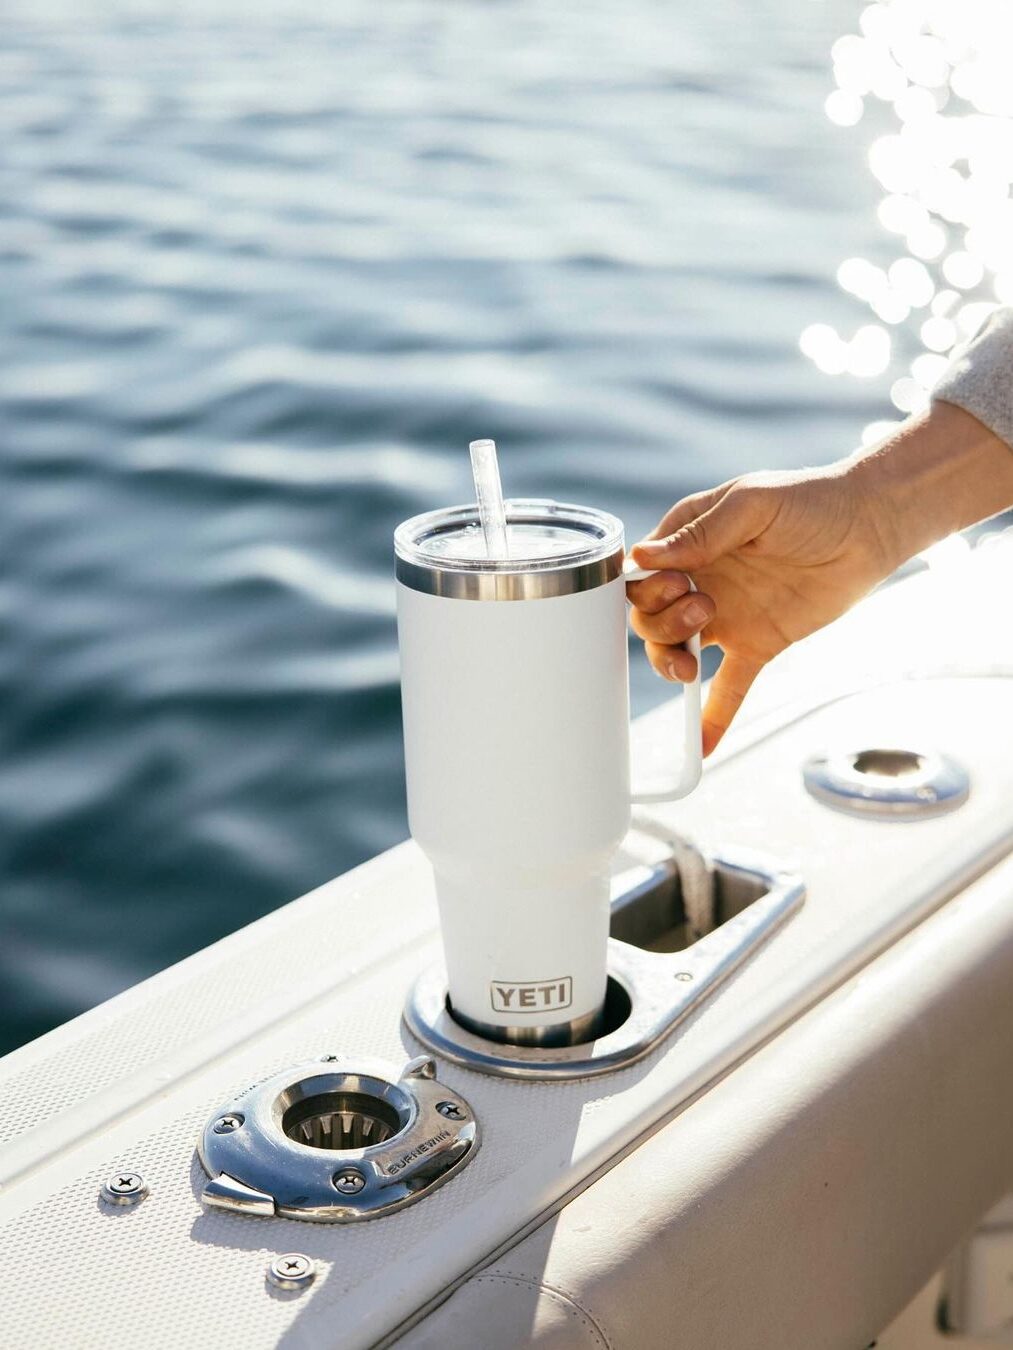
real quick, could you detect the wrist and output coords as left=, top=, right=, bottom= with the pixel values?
left=845, top=401, right=1013, bottom=570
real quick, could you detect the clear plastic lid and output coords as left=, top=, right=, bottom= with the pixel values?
left=394, top=499, right=624, bottom=575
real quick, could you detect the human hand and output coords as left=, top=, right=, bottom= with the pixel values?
left=626, top=463, right=893, bottom=755
left=626, top=402, right=1013, bottom=755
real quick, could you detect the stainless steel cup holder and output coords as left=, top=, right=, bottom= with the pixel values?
left=198, top=1056, right=478, bottom=1222
left=404, top=849, right=804, bottom=1081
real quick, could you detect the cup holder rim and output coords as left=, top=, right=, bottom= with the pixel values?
left=403, top=849, right=805, bottom=1081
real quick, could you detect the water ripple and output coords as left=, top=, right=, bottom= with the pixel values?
left=0, top=0, right=885, bottom=1052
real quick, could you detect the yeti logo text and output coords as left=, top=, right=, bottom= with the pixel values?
left=490, top=977, right=573, bottom=1014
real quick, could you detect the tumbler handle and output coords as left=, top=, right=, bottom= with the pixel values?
left=622, top=560, right=704, bottom=804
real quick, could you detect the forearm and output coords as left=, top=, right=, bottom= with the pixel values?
left=845, top=305, right=1013, bottom=570
left=847, top=401, right=1013, bottom=570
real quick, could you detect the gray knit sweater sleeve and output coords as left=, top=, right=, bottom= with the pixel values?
left=932, top=305, right=1013, bottom=451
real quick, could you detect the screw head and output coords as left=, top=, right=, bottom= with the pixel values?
left=674, top=971, right=694, bottom=982
left=266, top=1253, right=316, bottom=1291
left=436, top=1100, right=465, bottom=1119
left=213, top=1113, right=244, bottom=1134
left=100, top=1172, right=148, bottom=1206
left=332, top=1167, right=366, bottom=1195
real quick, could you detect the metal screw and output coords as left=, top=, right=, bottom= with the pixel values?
left=319, top=1054, right=339, bottom=1062
left=332, top=1167, right=366, bottom=1195
left=266, top=1253, right=316, bottom=1292
left=674, top=971, right=694, bottom=982
left=100, top=1172, right=149, bottom=1206
left=436, top=1101, right=464, bottom=1119
left=213, top=1113, right=244, bottom=1134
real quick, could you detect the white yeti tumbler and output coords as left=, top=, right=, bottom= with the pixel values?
left=395, top=499, right=702, bottom=1045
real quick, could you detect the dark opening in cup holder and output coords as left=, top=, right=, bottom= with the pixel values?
left=609, top=855, right=769, bottom=954
left=586, top=975, right=631, bottom=1039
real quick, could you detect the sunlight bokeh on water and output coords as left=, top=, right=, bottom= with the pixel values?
left=800, top=0, right=1013, bottom=445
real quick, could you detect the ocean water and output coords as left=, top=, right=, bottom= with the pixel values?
left=0, top=0, right=908, bottom=1053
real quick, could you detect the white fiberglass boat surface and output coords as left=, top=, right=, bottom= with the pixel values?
left=1, top=528, right=1012, bottom=1350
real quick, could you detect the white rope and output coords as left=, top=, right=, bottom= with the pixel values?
left=630, top=811, right=716, bottom=941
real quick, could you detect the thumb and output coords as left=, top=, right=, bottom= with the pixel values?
left=632, top=487, right=768, bottom=571
left=701, top=653, right=763, bottom=755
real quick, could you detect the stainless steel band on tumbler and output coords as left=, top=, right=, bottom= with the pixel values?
left=395, top=552, right=624, bottom=600
left=449, top=1001, right=605, bottom=1048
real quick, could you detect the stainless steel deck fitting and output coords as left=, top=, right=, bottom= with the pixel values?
left=198, top=1055, right=478, bottom=1222
left=404, top=850, right=804, bottom=1080
left=803, top=746, right=969, bottom=820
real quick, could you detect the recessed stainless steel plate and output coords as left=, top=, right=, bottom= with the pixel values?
left=404, top=851, right=805, bottom=1080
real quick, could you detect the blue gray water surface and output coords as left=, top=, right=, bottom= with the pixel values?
left=0, top=0, right=908, bottom=1053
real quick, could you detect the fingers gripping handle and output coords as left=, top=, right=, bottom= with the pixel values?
left=623, top=560, right=703, bottom=804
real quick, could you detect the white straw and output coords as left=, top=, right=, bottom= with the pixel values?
left=469, top=438, right=510, bottom=558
